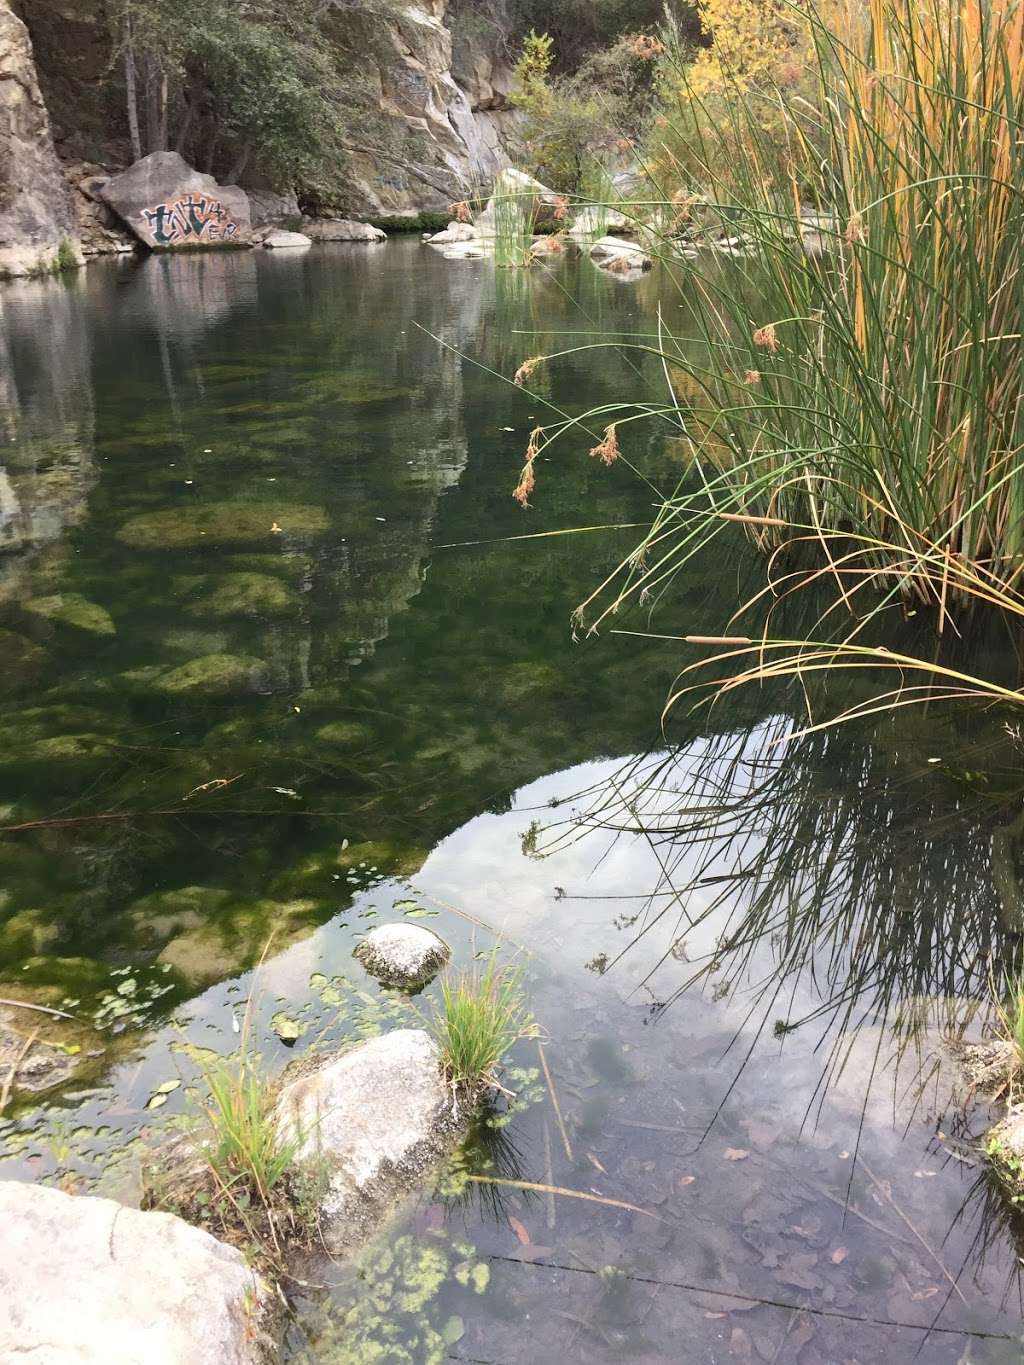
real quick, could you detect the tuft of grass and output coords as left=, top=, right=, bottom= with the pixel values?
left=200, top=1050, right=303, bottom=1205
left=431, top=954, right=533, bottom=1098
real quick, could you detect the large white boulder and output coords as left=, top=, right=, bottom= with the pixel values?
left=590, top=234, right=650, bottom=260
left=474, top=167, right=562, bottom=236
left=0, top=1181, right=272, bottom=1363
left=303, top=218, right=386, bottom=243
left=99, top=151, right=251, bottom=251
left=426, top=221, right=477, bottom=245
left=262, top=229, right=312, bottom=250
left=354, top=922, right=450, bottom=987
left=568, top=205, right=628, bottom=236
left=275, top=1028, right=457, bottom=1250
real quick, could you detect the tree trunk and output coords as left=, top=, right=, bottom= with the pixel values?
left=227, top=143, right=252, bottom=184
left=124, top=13, right=142, bottom=163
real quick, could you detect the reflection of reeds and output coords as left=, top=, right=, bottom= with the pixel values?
left=539, top=714, right=1024, bottom=1107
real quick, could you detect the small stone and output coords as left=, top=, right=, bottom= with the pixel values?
left=0, top=1182, right=272, bottom=1363
left=354, top=923, right=451, bottom=989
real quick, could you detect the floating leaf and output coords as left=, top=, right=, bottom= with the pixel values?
left=153, top=1079, right=180, bottom=1096
left=146, top=1093, right=169, bottom=1110
left=441, top=1317, right=465, bottom=1346
left=508, top=1215, right=531, bottom=1246
left=723, top=1147, right=750, bottom=1162
left=271, top=1012, right=305, bottom=1043
left=830, top=1247, right=848, bottom=1264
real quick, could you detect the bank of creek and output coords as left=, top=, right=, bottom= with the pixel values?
left=1, top=240, right=1023, bottom=1361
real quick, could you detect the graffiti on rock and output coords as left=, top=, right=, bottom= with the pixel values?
left=140, top=194, right=240, bottom=246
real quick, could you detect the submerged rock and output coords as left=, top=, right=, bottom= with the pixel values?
left=177, top=571, right=297, bottom=620
left=354, top=923, right=451, bottom=989
left=0, top=630, right=45, bottom=695
left=275, top=1029, right=458, bottom=1251
left=117, top=502, right=329, bottom=550
left=99, top=151, right=252, bottom=251
left=315, top=720, right=374, bottom=749
left=156, top=897, right=319, bottom=985
left=0, top=1182, right=272, bottom=1363
left=154, top=653, right=270, bottom=697
left=23, top=592, right=115, bottom=636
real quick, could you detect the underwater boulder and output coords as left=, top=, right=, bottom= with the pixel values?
left=116, top=502, right=329, bottom=551
left=314, top=720, right=374, bottom=749
left=154, top=653, right=271, bottom=697
left=0, top=630, right=45, bottom=695
left=178, top=572, right=297, bottom=620
left=23, top=594, right=115, bottom=637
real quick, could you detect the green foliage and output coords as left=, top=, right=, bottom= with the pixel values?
left=111, top=0, right=399, bottom=196
left=55, top=238, right=79, bottom=272
left=431, top=954, right=533, bottom=1095
left=368, top=213, right=450, bottom=233
left=511, top=29, right=664, bottom=190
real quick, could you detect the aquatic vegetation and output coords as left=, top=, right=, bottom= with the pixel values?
left=116, top=502, right=329, bottom=550
left=432, top=954, right=534, bottom=1099
left=0, top=631, right=45, bottom=695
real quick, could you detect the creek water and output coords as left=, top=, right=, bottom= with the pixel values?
left=0, top=239, right=1022, bottom=1362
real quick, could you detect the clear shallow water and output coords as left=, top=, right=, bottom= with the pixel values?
left=0, top=241, right=1023, bottom=1362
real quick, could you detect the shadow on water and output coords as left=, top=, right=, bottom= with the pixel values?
left=0, top=242, right=1023, bottom=1360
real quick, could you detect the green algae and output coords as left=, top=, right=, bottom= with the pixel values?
left=116, top=502, right=330, bottom=550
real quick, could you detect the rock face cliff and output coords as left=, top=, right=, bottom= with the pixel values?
left=6, top=0, right=518, bottom=240
left=327, top=0, right=518, bottom=216
left=0, top=0, right=78, bottom=276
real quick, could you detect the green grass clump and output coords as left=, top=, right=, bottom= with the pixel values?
left=432, top=954, right=533, bottom=1096
left=200, top=1052, right=302, bottom=1204
left=368, top=213, right=449, bottom=233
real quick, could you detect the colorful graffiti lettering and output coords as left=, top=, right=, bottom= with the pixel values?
left=140, top=193, right=240, bottom=246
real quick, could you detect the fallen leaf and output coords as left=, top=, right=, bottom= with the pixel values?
left=729, top=1326, right=752, bottom=1358
left=146, top=1092, right=169, bottom=1110
left=678, top=1175, right=696, bottom=1187
left=723, top=1148, right=750, bottom=1162
left=913, top=1170, right=937, bottom=1179
left=704, top=1312, right=727, bottom=1319
left=912, top=1287, right=939, bottom=1301
left=830, top=1247, right=848, bottom=1265
left=508, top=1216, right=531, bottom=1246
left=586, top=1152, right=607, bottom=1174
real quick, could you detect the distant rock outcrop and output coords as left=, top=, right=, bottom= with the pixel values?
left=0, top=0, right=80, bottom=277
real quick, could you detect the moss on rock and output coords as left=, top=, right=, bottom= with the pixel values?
left=117, top=502, right=330, bottom=550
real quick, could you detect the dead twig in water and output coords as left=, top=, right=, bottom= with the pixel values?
left=0, top=1029, right=39, bottom=1115
left=0, top=997, right=75, bottom=1020
left=465, top=1174, right=659, bottom=1219
left=538, top=1040, right=573, bottom=1160
left=857, top=1156, right=969, bottom=1306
